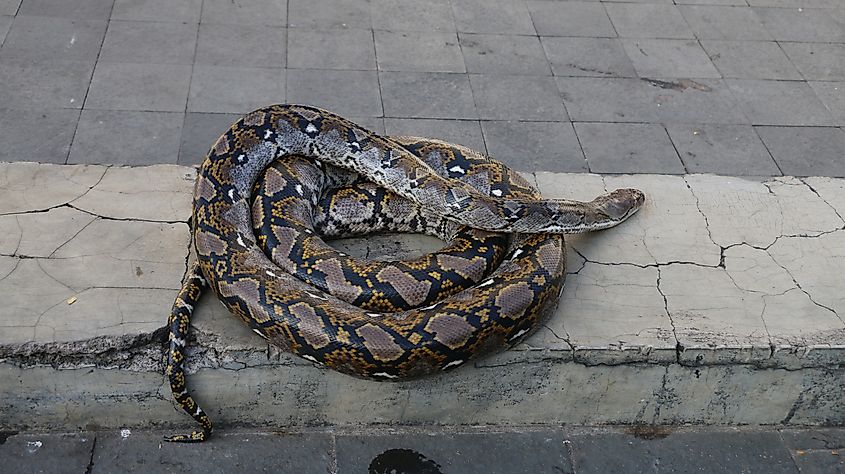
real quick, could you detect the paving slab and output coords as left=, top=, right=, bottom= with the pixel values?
left=574, top=122, right=684, bottom=174
left=17, top=0, right=112, bottom=20
left=450, top=0, right=535, bottom=35
left=336, top=431, right=573, bottom=473
left=187, top=65, right=285, bottom=114
left=0, top=58, right=94, bottom=109
left=371, top=0, right=455, bottom=33
left=90, top=431, right=331, bottom=473
left=98, top=20, right=197, bottom=66
left=287, top=69, right=382, bottom=118
left=380, top=72, right=476, bottom=120
left=755, top=126, right=845, bottom=177
left=194, top=23, right=286, bottom=68
left=68, top=110, right=184, bottom=166
left=0, top=15, right=107, bottom=62
left=0, top=163, right=843, bottom=432
left=622, top=39, right=721, bottom=78
left=111, top=0, right=201, bottom=23
left=375, top=30, right=464, bottom=73
left=678, top=5, right=773, bottom=40
left=85, top=63, right=191, bottom=113
left=568, top=430, right=797, bottom=473
left=665, top=123, right=780, bottom=175
left=541, top=37, right=636, bottom=78
left=469, top=74, right=567, bottom=121
left=605, top=3, right=695, bottom=39
left=727, top=79, right=836, bottom=126
left=0, top=108, right=80, bottom=164
left=753, top=7, right=845, bottom=43
left=525, top=1, right=616, bottom=38
left=701, top=40, right=802, bottom=80
left=0, top=432, right=94, bottom=473
left=288, top=27, right=376, bottom=71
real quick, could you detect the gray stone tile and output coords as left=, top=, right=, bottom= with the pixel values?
left=569, top=431, right=796, bottom=473
left=451, top=0, right=536, bottom=35
left=482, top=120, right=587, bottom=172
left=287, top=69, right=382, bottom=117
left=789, top=450, right=845, bottom=474
left=385, top=118, right=487, bottom=153
left=575, top=122, right=685, bottom=174
left=381, top=71, right=476, bottom=119
left=701, top=40, right=802, bottom=80
left=86, top=62, right=191, bottom=112
left=779, top=428, right=845, bottom=451
left=0, top=108, right=80, bottom=163
left=0, top=0, right=18, bottom=16
left=461, top=33, right=550, bottom=75
left=336, top=432, right=573, bottom=474
left=0, top=432, right=94, bottom=473
left=605, top=3, right=695, bottom=39
left=754, top=7, right=845, bottom=43
left=68, top=110, right=183, bottom=165
left=756, top=126, right=845, bottom=177
left=346, top=116, right=385, bottom=135
left=201, top=0, right=286, bottom=26
left=99, top=20, right=197, bottom=65
left=195, top=23, right=286, bottom=68
left=0, top=15, right=107, bottom=61
left=556, top=77, right=660, bottom=122
left=677, top=0, right=747, bottom=4
left=17, top=0, right=113, bottom=19
left=526, top=1, right=616, bottom=38
left=679, top=5, right=773, bottom=40
left=288, top=0, right=370, bottom=29
left=0, top=16, right=11, bottom=47
left=666, top=123, right=780, bottom=175
left=809, top=82, right=845, bottom=126
left=470, top=74, right=568, bottom=121
left=375, top=30, right=465, bottom=73
left=371, top=0, right=455, bottom=32
left=780, top=43, right=845, bottom=82
left=727, top=79, right=837, bottom=126
left=622, top=39, right=721, bottom=78
left=288, top=27, right=375, bottom=70
left=178, top=112, right=240, bottom=166
left=188, top=66, right=284, bottom=114
left=0, top=59, right=94, bottom=109
left=111, top=0, right=202, bottom=23
left=644, top=78, right=749, bottom=124
left=91, top=432, right=332, bottom=474
left=542, top=37, right=636, bottom=78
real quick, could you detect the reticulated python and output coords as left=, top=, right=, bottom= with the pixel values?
left=165, top=104, right=645, bottom=442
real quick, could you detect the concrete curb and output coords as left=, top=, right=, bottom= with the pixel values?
left=0, top=162, right=842, bottom=430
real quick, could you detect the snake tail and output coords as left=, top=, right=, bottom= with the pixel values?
left=164, top=263, right=213, bottom=443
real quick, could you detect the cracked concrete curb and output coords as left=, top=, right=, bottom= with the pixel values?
left=0, top=162, right=842, bottom=430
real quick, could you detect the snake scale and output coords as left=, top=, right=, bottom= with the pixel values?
left=165, top=104, right=645, bottom=442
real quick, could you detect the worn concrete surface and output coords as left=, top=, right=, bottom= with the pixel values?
left=0, top=162, right=843, bottom=431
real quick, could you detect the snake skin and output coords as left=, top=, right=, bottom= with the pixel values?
left=165, top=104, right=645, bottom=442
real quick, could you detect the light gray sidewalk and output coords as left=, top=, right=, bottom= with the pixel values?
left=0, top=0, right=843, bottom=174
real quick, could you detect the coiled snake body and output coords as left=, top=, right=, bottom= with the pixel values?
left=166, top=105, right=645, bottom=442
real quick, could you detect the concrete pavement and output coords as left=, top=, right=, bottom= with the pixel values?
left=0, top=0, right=843, bottom=175
left=0, top=427, right=842, bottom=473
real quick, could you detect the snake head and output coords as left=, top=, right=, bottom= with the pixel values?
left=593, top=188, right=646, bottom=222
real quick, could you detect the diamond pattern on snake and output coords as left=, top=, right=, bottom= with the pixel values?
left=165, top=104, right=645, bottom=442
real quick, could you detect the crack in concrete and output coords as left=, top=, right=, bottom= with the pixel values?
left=800, top=178, right=845, bottom=223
